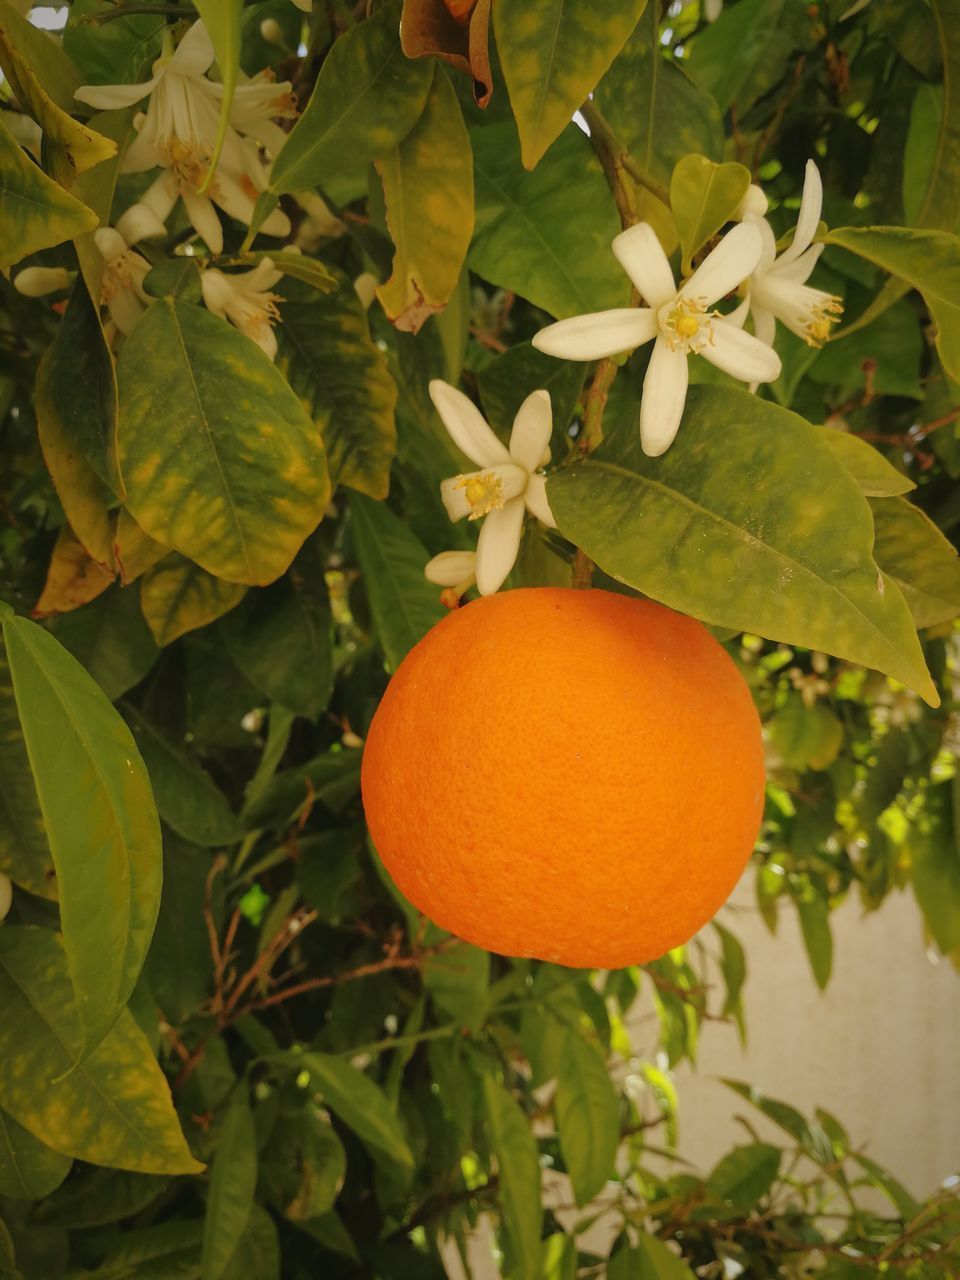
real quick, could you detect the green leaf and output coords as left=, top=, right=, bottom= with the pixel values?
left=0, top=116, right=98, bottom=272
left=0, top=647, right=56, bottom=901
left=220, top=557, right=334, bottom=720
left=722, top=1080, right=834, bottom=1164
left=47, top=586, right=159, bottom=702
left=260, top=1103, right=345, bottom=1222
left=908, top=779, right=960, bottom=953
left=547, top=385, right=937, bottom=704
left=708, top=1143, right=781, bottom=1209
left=712, top=921, right=746, bottom=1030
left=31, top=1166, right=170, bottom=1227
left=267, top=0, right=432, bottom=197
left=191, top=0, right=242, bottom=187
left=595, top=5, right=723, bottom=188
left=0, top=1223, right=15, bottom=1280
left=815, top=428, right=914, bottom=497
left=348, top=493, right=446, bottom=670
left=139, top=556, right=247, bottom=646
left=870, top=496, right=960, bottom=629
left=794, top=891, right=833, bottom=990
left=221, top=1204, right=279, bottom=1280
left=852, top=1152, right=920, bottom=1218
left=0, top=611, right=161, bottom=1056
left=63, top=0, right=164, bottom=87
left=277, top=276, right=397, bottom=500
left=118, top=299, right=330, bottom=586
left=482, top=1075, right=542, bottom=1280
left=541, top=1233, right=576, bottom=1280
left=684, top=0, right=794, bottom=114
left=35, top=360, right=115, bottom=576
left=478, top=341, right=586, bottom=452
left=293, top=1052, right=414, bottom=1178
left=670, top=155, right=751, bottom=275
left=423, top=941, right=490, bottom=1031
left=555, top=1036, right=619, bottom=1206
left=494, top=0, right=647, bottom=170
left=143, top=835, right=214, bottom=1025
left=469, top=120, right=629, bottom=319
left=0, top=0, right=81, bottom=110
left=0, top=1108, right=71, bottom=1201
left=201, top=1094, right=257, bottom=1280
left=39, top=277, right=122, bottom=497
left=0, top=927, right=201, bottom=1174
left=76, top=1221, right=204, bottom=1278
left=770, top=695, right=843, bottom=772
left=911, top=0, right=960, bottom=232
left=377, top=66, right=475, bottom=333
left=121, top=706, right=244, bottom=848
left=827, top=225, right=960, bottom=381
left=634, top=1235, right=697, bottom=1280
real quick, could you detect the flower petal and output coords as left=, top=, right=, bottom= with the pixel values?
left=640, top=336, right=689, bottom=457
left=116, top=200, right=168, bottom=245
left=681, top=221, right=763, bottom=307
left=108, top=289, right=146, bottom=337
left=778, top=159, right=823, bottom=265
left=509, top=389, right=552, bottom=472
left=751, top=305, right=776, bottom=349
left=424, top=551, right=477, bottom=587
left=735, top=184, right=768, bottom=220
left=476, top=499, right=525, bottom=596
left=429, top=380, right=511, bottom=468
left=182, top=188, right=224, bottom=255
left=532, top=308, right=658, bottom=361
left=702, top=320, right=781, bottom=383
left=524, top=473, right=556, bottom=528
left=773, top=242, right=823, bottom=284
left=612, top=223, right=677, bottom=307
left=74, top=79, right=156, bottom=110
left=171, top=20, right=216, bottom=76
left=440, top=477, right=473, bottom=522
left=749, top=213, right=778, bottom=274
left=724, top=295, right=750, bottom=328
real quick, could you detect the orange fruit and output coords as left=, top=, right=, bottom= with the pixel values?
left=361, top=588, right=765, bottom=969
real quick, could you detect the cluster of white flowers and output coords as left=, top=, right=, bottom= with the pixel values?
left=530, top=159, right=843, bottom=459
left=426, top=161, right=841, bottom=601
left=74, top=21, right=295, bottom=256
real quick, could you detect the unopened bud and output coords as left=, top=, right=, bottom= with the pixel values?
left=260, top=17, right=283, bottom=44
left=14, top=266, right=73, bottom=297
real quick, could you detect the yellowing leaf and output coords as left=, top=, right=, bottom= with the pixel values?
left=0, top=927, right=201, bottom=1175
left=547, top=386, right=937, bottom=704
left=0, top=4, right=116, bottom=184
left=277, top=277, right=397, bottom=500
left=117, top=300, right=330, bottom=586
left=376, top=67, right=474, bottom=333
left=35, top=348, right=116, bottom=572
left=113, top=510, right=170, bottom=585
left=140, top=555, right=247, bottom=646
left=871, top=495, right=960, bottom=629
left=0, top=117, right=98, bottom=271
left=495, top=0, right=647, bottom=169
left=32, top=527, right=115, bottom=618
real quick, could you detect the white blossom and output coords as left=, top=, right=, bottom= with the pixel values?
left=200, top=257, right=287, bottom=359
left=704, top=0, right=723, bottom=19
left=95, top=227, right=151, bottom=336
left=75, top=21, right=294, bottom=254
left=737, top=160, right=843, bottom=350
left=532, top=221, right=781, bottom=457
left=430, top=381, right=556, bottom=596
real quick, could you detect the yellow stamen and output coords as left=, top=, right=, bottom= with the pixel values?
left=662, top=296, right=718, bottom=353
left=457, top=472, right=504, bottom=520
left=803, top=298, right=843, bottom=348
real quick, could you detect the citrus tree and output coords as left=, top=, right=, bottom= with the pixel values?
left=1, top=0, right=959, bottom=1276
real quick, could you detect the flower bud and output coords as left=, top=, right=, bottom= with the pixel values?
left=14, top=266, right=73, bottom=297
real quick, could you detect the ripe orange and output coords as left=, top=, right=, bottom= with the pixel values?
left=361, top=588, right=765, bottom=969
